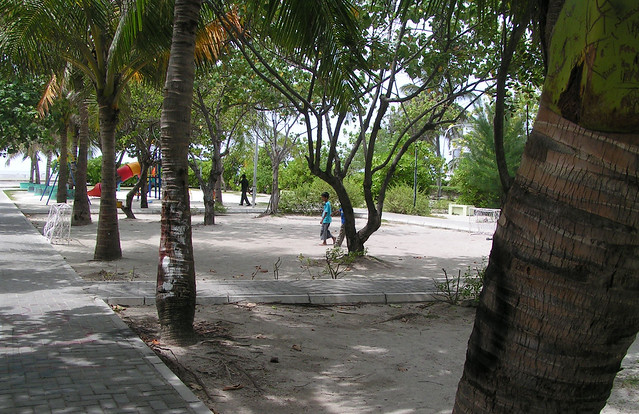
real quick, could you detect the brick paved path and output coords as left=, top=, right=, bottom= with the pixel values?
left=0, top=190, right=210, bottom=414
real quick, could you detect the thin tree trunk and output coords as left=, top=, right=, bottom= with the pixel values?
left=69, top=122, right=78, bottom=190
left=188, top=159, right=215, bottom=225
left=93, top=100, right=122, bottom=261
left=30, top=154, right=40, bottom=184
left=72, top=97, right=92, bottom=226
left=56, top=126, right=68, bottom=203
left=139, top=166, right=149, bottom=209
left=45, top=153, right=52, bottom=185
left=156, top=0, right=202, bottom=344
left=268, top=164, right=280, bottom=214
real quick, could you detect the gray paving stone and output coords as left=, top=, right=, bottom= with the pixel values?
left=0, top=189, right=211, bottom=414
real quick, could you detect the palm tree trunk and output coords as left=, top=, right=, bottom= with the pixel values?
left=72, top=97, right=92, bottom=226
left=156, top=0, right=202, bottom=344
left=453, top=2, right=639, bottom=412
left=93, top=100, right=122, bottom=260
left=56, top=125, right=68, bottom=203
left=45, top=153, right=52, bottom=184
left=454, top=105, right=639, bottom=413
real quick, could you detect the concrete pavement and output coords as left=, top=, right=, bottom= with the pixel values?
left=0, top=189, right=211, bottom=413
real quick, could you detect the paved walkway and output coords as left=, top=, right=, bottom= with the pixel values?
left=0, top=189, right=211, bottom=413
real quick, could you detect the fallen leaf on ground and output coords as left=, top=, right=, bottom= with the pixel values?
left=291, top=344, right=302, bottom=352
left=223, top=384, right=244, bottom=391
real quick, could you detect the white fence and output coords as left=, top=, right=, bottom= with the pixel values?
left=43, top=203, right=72, bottom=244
left=469, top=208, right=500, bottom=236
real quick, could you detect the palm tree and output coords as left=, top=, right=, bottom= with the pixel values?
left=1, top=0, right=174, bottom=260
left=156, top=0, right=203, bottom=344
left=155, top=0, right=364, bottom=341
left=71, top=73, right=92, bottom=226
left=38, top=71, right=92, bottom=223
left=453, top=1, right=639, bottom=412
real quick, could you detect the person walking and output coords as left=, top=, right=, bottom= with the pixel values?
left=319, top=192, right=336, bottom=245
left=239, top=174, right=251, bottom=206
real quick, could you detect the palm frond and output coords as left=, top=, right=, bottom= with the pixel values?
left=37, top=74, right=61, bottom=116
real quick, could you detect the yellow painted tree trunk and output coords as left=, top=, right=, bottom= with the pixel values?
left=453, top=1, right=639, bottom=412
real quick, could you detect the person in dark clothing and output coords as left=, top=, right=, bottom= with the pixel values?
left=239, top=174, right=251, bottom=206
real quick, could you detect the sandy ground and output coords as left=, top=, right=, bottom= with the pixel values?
left=18, top=193, right=493, bottom=284
left=9, top=188, right=639, bottom=414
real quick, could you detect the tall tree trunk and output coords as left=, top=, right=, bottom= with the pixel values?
left=30, top=154, right=40, bottom=184
left=215, top=179, right=223, bottom=204
left=45, top=153, right=52, bottom=185
left=69, top=122, right=78, bottom=190
left=56, top=126, right=68, bottom=203
left=72, top=97, right=92, bottom=226
left=156, top=0, right=202, bottom=344
left=453, top=2, right=639, bottom=412
left=267, top=163, right=280, bottom=214
left=188, top=159, right=215, bottom=225
left=139, top=165, right=150, bottom=209
left=93, top=100, right=122, bottom=261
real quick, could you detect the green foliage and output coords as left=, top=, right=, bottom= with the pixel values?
left=370, top=142, right=440, bottom=198
left=429, top=198, right=452, bottom=214
left=0, top=78, right=52, bottom=154
left=278, top=147, right=315, bottom=190
left=384, top=184, right=431, bottom=216
left=255, top=146, right=273, bottom=193
left=343, top=175, right=365, bottom=209
left=298, top=247, right=366, bottom=280
left=188, top=159, right=209, bottom=188
left=87, top=157, right=102, bottom=185
left=450, top=101, right=528, bottom=208
left=278, top=173, right=364, bottom=215
left=434, top=258, right=487, bottom=306
left=324, top=247, right=365, bottom=279
left=279, top=178, right=334, bottom=215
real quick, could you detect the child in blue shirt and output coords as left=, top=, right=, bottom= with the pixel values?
left=319, top=192, right=336, bottom=245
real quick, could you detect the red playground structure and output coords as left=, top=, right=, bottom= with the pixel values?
left=87, top=162, right=141, bottom=197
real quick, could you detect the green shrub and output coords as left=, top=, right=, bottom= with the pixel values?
left=343, top=175, right=365, bottom=209
left=434, top=258, right=487, bottom=306
left=87, top=157, right=102, bottom=185
left=384, top=184, right=430, bottom=216
left=429, top=198, right=452, bottom=213
left=279, top=178, right=330, bottom=214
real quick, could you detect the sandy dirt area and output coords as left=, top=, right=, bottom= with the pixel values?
left=10, top=189, right=639, bottom=414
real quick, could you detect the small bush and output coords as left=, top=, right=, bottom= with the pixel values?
left=384, top=184, right=430, bottom=216
left=429, top=198, right=452, bottom=214
left=87, top=157, right=102, bottom=185
left=434, top=258, right=486, bottom=306
left=280, top=179, right=336, bottom=215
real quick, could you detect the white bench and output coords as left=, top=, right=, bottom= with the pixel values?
left=448, top=204, right=475, bottom=216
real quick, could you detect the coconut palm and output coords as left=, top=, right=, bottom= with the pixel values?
left=155, top=0, right=364, bottom=341
left=38, top=70, right=93, bottom=223
left=452, top=1, right=639, bottom=412
left=0, top=0, right=174, bottom=260
left=156, top=0, right=202, bottom=343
